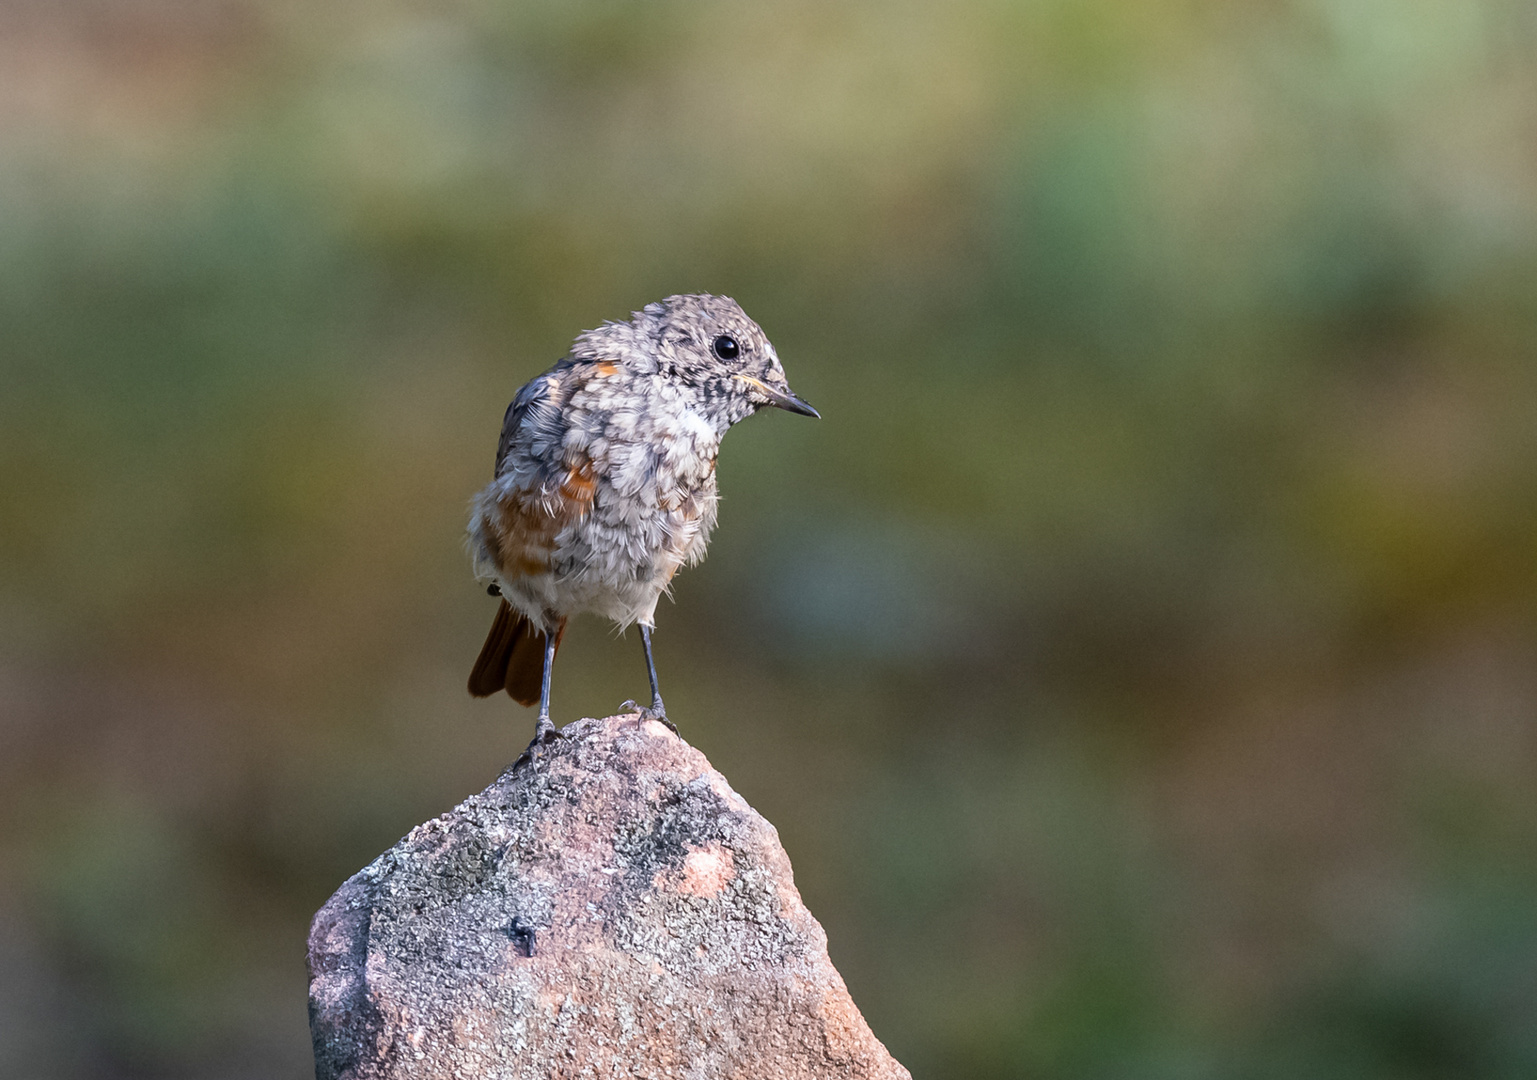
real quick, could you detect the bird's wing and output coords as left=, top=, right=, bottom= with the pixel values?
left=479, top=360, right=599, bottom=586
left=494, top=361, right=577, bottom=478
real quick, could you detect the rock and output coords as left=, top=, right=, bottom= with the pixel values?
left=307, top=713, right=910, bottom=1080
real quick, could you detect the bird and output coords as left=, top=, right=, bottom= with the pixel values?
left=465, top=294, right=818, bottom=760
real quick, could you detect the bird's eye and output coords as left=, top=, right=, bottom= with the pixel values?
left=712, top=334, right=740, bottom=361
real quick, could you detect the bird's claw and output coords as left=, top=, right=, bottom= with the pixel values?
left=514, top=717, right=564, bottom=768
left=620, top=699, right=677, bottom=734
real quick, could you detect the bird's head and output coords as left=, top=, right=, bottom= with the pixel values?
left=613, top=294, right=819, bottom=426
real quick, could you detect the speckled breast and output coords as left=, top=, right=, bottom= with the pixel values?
left=473, top=376, right=725, bottom=629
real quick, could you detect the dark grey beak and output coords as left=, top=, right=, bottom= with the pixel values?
left=769, top=388, right=820, bottom=418
left=736, top=374, right=820, bottom=418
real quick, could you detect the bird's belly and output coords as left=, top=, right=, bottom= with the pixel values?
left=544, top=477, right=718, bottom=626
left=474, top=423, right=721, bottom=629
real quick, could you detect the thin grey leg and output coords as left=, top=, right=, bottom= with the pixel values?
left=518, top=629, right=562, bottom=765
left=638, top=624, right=677, bottom=733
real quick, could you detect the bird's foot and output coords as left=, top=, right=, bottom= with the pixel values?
left=620, top=699, right=678, bottom=734
left=514, top=716, right=564, bottom=768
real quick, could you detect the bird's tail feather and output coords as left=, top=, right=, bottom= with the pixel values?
left=468, top=599, right=564, bottom=706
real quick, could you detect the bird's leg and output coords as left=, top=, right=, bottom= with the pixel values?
left=630, top=623, right=677, bottom=733
left=516, top=628, right=564, bottom=766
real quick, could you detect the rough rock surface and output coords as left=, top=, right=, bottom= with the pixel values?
left=307, top=713, right=910, bottom=1080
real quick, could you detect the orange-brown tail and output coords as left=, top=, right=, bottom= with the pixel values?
left=468, top=599, right=565, bottom=706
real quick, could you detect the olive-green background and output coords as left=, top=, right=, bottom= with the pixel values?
left=5, top=2, right=1537, bottom=1077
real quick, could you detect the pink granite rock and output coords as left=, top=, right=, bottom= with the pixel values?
left=307, top=713, right=910, bottom=1080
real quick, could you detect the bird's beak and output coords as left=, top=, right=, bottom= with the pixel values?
left=734, top=374, right=821, bottom=418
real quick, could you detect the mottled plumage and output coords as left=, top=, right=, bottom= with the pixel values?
left=466, top=294, right=816, bottom=756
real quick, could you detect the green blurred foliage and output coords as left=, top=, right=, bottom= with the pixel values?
left=3, top=0, right=1537, bottom=1076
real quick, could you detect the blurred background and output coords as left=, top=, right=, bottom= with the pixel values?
left=4, top=0, right=1537, bottom=1076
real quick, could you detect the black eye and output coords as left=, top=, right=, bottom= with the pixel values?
left=712, top=334, right=740, bottom=361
